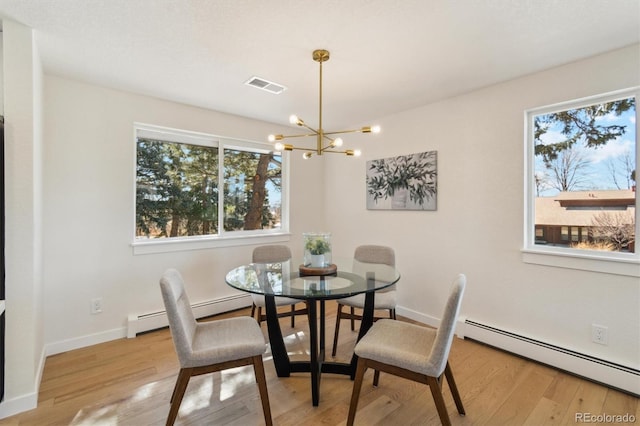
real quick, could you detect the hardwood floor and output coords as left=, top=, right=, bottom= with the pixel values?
left=2, top=302, right=637, bottom=425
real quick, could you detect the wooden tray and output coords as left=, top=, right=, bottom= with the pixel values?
left=299, top=263, right=338, bottom=276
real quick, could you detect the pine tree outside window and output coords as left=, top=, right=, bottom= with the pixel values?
left=134, top=124, right=288, bottom=254
left=523, top=88, right=639, bottom=277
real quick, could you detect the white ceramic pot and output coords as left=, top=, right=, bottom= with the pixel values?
left=310, top=254, right=325, bottom=268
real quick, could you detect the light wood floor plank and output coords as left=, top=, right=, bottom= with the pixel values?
left=1, top=302, right=637, bottom=425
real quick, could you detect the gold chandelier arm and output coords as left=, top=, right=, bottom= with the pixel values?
left=322, top=126, right=378, bottom=136
left=322, top=149, right=359, bottom=156
left=278, top=132, right=319, bottom=139
left=299, top=122, right=321, bottom=135
left=322, top=129, right=360, bottom=136
left=278, top=130, right=336, bottom=145
left=287, top=146, right=319, bottom=152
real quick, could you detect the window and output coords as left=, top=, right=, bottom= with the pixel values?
left=134, top=124, right=288, bottom=253
left=571, top=227, right=579, bottom=243
left=581, top=227, right=589, bottom=242
left=524, top=88, right=639, bottom=276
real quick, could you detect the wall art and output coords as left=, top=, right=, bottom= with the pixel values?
left=366, top=150, right=437, bottom=210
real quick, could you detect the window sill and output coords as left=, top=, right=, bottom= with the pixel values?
left=132, top=232, right=291, bottom=255
left=522, top=246, right=640, bottom=277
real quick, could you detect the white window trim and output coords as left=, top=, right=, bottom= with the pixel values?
left=132, top=232, right=292, bottom=255
left=132, top=123, right=290, bottom=255
left=522, top=88, right=640, bottom=277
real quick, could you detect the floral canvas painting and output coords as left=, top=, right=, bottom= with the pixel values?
left=366, top=151, right=437, bottom=210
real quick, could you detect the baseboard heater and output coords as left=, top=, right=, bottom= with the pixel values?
left=127, top=294, right=251, bottom=338
left=463, top=319, right=639, bottom=396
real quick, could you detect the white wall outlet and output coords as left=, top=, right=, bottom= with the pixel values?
left=591, top=324, right=608, bottom=345
left=91, top=297, right=103, bottom=314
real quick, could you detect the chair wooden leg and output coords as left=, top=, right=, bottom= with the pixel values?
left=167, top=368, right=193, bottom=426
left=444, top=362, right=465, bottom=415
left=390, top=308, right=396, bottom=320
left=427, top=375, right=452, bottom=426
left=290, top=304, right=295, bottom=328
left=347, top=358, right=368, bottom=426
left=373, top=369, right=380, bottom=387
left=350, top=306, right=356, bottom=331
left=332, top=303, right=344, bottom=356
left=250, top=302, right=256, bottom=320
left=252, top=355, right=273, bottom=426
left=257, top=307, right=263, bottom=325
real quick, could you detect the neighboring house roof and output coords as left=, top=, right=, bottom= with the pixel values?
left=552, top=190, right=635, bottom=200
left=536, top=189, right=636, bottom=226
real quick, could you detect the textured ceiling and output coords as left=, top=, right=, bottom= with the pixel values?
left=0, top=0, right=638, bottom=130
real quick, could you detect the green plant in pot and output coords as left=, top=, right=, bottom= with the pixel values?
left=304, top=233, right=331, bottom=267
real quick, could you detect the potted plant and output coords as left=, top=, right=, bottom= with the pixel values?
left=303, top=233, right=332, bottom=267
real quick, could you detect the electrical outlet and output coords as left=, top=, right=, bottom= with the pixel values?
left=91, top=298, right=103, bottom=314
left=592, top=324, right=608, bottom=345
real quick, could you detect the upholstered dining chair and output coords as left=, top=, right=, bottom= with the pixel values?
left=160, top=269, right=272, bottom=426
left=250, top=244, right=307, bottom=327
left=331, top=245, right=396, bottom=357
left=346, top=274, right=467, bottom=426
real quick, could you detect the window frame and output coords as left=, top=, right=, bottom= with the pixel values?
left=522, top=88, right=640, bottom=277
left=132, top=123, right=290, bottom=255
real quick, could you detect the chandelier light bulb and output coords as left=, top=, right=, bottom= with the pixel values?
left=333, top=137, right=343, bottom=147
left=371, top=125, right=381, bottom=134
left=274, top=142, right=284, bottom=151
left=354, top=149, right=362, bottom=157
left=289, top=115, right=300, bottom=125
left=303, top=152, right=313, bottom=159
left=268, top=134, right=276, bottom=142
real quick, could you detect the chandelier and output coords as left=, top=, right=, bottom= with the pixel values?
left=269, top=49, right=380, bottom=159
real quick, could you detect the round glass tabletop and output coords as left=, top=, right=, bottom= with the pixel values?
left=225, top=258, right=400, bottom=300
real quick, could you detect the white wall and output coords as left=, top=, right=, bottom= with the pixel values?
left=1, top=19, right=44, bottom=416
left=326, top=44, right=640, bottom=370
left=2, top=30, right=638, bottom=417
left=41, top=75, right=325, bottom=349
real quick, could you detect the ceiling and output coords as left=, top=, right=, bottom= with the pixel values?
left=0, top=0, right=638, bottom=130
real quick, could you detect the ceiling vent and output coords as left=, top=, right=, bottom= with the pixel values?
left=245, top=76, right=286, bottom=94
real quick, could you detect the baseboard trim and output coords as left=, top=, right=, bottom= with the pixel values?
left=45, top=327, right=127, bottom=357
left=397, top=307, right=639, bottom=396
left=0, top=389, right=37, bottom=419
left=0, top=344, right=47, bottom=419
left=127, top=294, right=252, bottom=337
left=463, top=318, right=639, bottom=396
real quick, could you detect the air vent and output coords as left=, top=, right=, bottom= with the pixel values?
left=245, top=76, right=286, bottom=94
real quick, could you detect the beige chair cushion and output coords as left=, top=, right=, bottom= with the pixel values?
left=188, top=316, right=266, bottom=367
left=355, top=319, right=437, bottom=375
left=354, top=245, right=395, bottom=267
left=253, top=245, right=291, bottom=263
left=160, top=268, right=266, bottom=369
left=251, top=244, right=300, bottom=307
left=355, top=274, right=466, bottom=378
left=342, top=244, right=396, bottom=310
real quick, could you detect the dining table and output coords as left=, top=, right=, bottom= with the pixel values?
left=225, top=257, right=400, bottom=406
